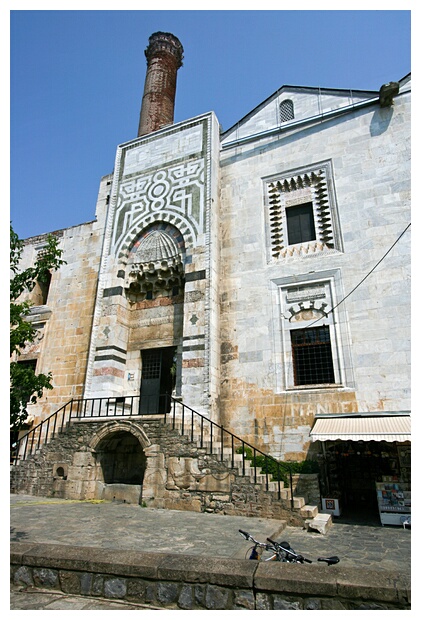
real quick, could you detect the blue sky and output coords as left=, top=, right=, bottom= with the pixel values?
left=10, top=8, right=411, bottom=240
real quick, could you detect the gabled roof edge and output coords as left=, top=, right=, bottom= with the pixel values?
left=221, top=72, right=411, bottom=140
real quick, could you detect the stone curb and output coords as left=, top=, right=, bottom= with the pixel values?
left=11, top=542, right=411, bottom=610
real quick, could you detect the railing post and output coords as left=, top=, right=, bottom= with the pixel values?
left=23, top=434, right=30, bottom=461
left=220, top=426, right=224, bottom=461
left=264, top=455, right=268, bottom=491
left=191, top=408, right=194, bottom=442
left=45, top=417, right=50, bottom=447
left=289, top=466, right=294, bottom=509
left=231, top=435, right=234, bottom=469
left=29, top=431, right=35, bottom=458
left=36, top=423, right=43, bottom=451
left=52, top=411, right=58, bottom=440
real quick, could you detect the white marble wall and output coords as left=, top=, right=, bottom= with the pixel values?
left=219, top=84, right=410, bottom=456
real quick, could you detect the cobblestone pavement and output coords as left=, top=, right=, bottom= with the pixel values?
left=10, top=494, right=411, bottom=572
left=10, top=494, right=411, bottom=610
left=10, top=494, right=286, bottom=557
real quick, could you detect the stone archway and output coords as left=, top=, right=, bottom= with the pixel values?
left=89, top=421, right=156, bottom=504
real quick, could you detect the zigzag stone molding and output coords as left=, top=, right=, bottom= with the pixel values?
left=266, top=161, right=342, bottom=261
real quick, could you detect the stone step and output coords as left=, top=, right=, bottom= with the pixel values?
left=300, top=504, right=319, bottom=518
left=293, top=496, right=307, bottom=510
left=305, top=512, right=333, bottom=535
left=281, top=488, right=292, bottom=501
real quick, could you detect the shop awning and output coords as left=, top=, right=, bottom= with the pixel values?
left=310, top=414, right=411, bottom=442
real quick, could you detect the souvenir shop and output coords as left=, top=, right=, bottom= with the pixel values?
left=310, top=413, right=411, bottom=525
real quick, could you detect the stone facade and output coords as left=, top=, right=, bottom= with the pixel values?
left=218, top=78, right=411, bottom=458
left=14, top=38, right=410, bottom=471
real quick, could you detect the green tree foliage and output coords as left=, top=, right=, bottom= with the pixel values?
left=236, top=446, right=319, bottom=486
left=10, top=224, right=66, bottom=430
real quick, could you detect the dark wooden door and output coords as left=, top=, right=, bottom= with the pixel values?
left=140, top=347, right=176, bottom=414
left=140, top=349, right=162, bottom=414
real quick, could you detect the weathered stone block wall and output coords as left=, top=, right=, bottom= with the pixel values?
left=292, top=474, right=320, bottom=507
left=11, top=543, right=410, bottom=610
left=15, top=175, right=110, bottom=424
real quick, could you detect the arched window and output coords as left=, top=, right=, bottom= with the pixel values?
left=280, top=99, right=294, bottom=123
left=32, top=270, right=52, bottom=306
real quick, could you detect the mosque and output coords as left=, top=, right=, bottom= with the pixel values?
left=12, top=33, right=411, bottom=525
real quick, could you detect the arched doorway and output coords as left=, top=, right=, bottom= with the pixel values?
left=93, top=428, right=147, bottom=504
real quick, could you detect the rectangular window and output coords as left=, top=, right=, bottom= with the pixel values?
left=18, top=359, right=37, bottom=372
left=291, top=326, right=335, bottom=385
left=286, top=202, right=316, bottom=245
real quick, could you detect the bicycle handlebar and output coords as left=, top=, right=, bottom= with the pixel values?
left=239, top=529, right=273, bottom=549
left=266, top=537, right=312, bottom=563
left=240, top=530, right=337, bottom=565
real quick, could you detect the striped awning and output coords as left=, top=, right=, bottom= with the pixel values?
left=310, top=415, right=411, bottom=442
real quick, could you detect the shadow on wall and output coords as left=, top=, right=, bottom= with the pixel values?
left=370, top=106, right=394, bottom=137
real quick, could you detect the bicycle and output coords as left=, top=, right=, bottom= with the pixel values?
left=239, top=529, right=340, bottom=565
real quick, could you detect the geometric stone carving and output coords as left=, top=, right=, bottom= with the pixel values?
left=111, top=125, right=207, bottom=258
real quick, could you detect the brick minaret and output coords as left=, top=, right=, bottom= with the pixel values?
left=137, top=32, right=184, bottom=137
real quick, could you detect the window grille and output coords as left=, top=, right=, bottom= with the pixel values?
left=280, top=99, right=294, bottom=123
left=291, top=326, right=335, bottom=385
left=142, top=351, right=161, bottom=379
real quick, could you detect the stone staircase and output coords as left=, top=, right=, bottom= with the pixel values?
left=169, top=418, right=333, bottom=533
left=11, top=403, right=333, bottom=533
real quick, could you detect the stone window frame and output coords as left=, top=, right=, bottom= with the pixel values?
left=270, top=269, right=355, bottom=393
left=263, top=160, right=343, bottom=262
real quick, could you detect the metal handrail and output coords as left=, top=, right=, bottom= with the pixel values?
left=11, top=393, right=294, bottom=506
left=11, top=399, right=76, bottom=466
left=165, top=396, right=294, bottom=506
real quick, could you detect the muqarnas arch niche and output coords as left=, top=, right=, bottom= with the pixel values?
left=124, top=223, right=186, bottom=302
